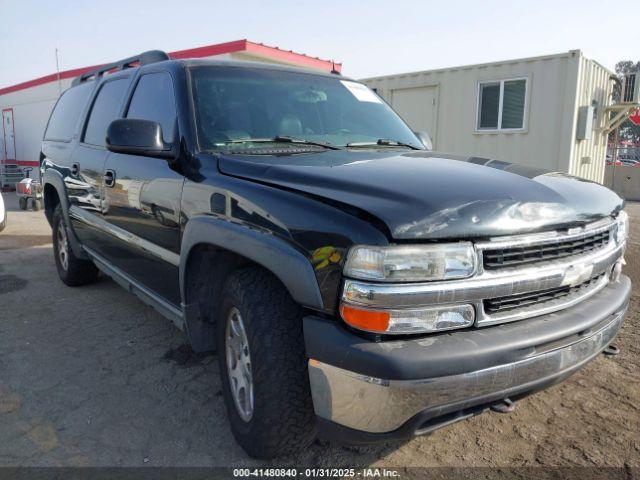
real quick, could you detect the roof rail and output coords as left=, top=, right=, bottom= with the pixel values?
left=71, top=50, right=170, bottom=86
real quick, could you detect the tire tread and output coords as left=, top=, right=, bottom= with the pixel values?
left=218, top=267, right=316, bottom=459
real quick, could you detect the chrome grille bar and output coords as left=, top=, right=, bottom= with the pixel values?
left=475, top=217, right=615, bottom=251
left=482, top=230, right=610, bottom=270
left=484, top=273, right=606, bottom=314
left=477, top=272, right=610, bottom=326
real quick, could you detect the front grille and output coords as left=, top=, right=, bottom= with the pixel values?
left=483, top=229, right=610, bottom=270
left=343, top=216, right=622, bottom=330
left=483, top=273, right=606, bottom=315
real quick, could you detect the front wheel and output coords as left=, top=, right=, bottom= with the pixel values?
left=217, top=267, right=316, bottom=459
left=18, top=197, right=27, bottom=210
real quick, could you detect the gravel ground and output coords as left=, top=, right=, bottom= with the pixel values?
left=0, top=192, right=638, bottom=471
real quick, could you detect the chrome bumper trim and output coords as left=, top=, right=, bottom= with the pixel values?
left=308, top=307, right=626, bottom=433
left=342, top=241, right=624, bottom=311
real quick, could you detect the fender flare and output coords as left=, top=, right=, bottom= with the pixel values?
left=180, top=215, right=324, bottom=310
left=42, top=169, right=87, bottom=259
left=179, top=216, right=324, bottom=352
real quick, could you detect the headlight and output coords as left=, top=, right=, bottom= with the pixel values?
left=615, top=210, right=629, bottom=244
left=344, top=243, right=476, bottom=282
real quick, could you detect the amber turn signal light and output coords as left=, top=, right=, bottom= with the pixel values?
left=340, top=304, right=390, bottom=333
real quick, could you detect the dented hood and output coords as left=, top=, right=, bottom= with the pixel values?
left=217, top=150, right=624, bottom=240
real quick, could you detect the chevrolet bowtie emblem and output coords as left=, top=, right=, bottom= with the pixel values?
left=562, top=263, right=594, bottom=287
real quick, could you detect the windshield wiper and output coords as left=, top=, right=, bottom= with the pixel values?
left=224, top=136, right=343, bottom=150
left=346, top=139, right=422, bottom=150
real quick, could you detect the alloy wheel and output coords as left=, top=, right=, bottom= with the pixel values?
left=225, top=306, right=254, bottom=421
left=57, top=222, right=69, bottom=271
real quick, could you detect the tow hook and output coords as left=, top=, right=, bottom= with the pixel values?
left=490, top=398, right=516, bottom=413
left=603, top=344, right=620, bottom=356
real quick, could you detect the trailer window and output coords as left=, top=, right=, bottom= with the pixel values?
left=477, top=78, right=527, bottom=131
left=44, top=83, right=93, bottom=142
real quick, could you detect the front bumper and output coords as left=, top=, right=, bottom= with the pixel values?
left=305, top=276, right=631, bottom=444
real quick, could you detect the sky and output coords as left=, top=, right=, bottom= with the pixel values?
left=1, top=0, right=639, bottom=89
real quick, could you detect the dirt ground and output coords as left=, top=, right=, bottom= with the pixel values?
left=0, top=192, right=638, bottom=473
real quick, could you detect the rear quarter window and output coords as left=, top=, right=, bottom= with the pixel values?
left=44, top=83, right=94, bottom=142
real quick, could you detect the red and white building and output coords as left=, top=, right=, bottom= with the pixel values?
left=0, top=39, right=341, bottom=185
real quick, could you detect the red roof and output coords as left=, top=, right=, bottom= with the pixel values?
left=0, top=39, right=341, bottom=97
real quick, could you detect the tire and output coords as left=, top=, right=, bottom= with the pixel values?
left=32, top=198, right=41, bottom=211
left=217, top=267, right=316, bottom=459
left=19, top=197, right=27, bottom=210
left=52, top=204, right=99, bottom=286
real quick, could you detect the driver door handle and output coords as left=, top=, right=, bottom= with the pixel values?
left=103, top=170, right=116, bottom=188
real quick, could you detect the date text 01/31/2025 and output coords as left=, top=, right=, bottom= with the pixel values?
left=232, top=468, right=401, bottom=477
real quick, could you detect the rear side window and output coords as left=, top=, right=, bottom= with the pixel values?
left=44, top=83, right=93, bottom=142
left=126, top=72, right=177, bottom=143
left=83, top=78, right=130, bottom=146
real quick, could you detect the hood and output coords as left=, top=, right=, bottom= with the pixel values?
left=217, top=150, right=624, bottom=240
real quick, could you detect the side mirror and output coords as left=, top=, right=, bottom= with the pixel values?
left=414, top=131, right=433, bottom=150
left=106, top=118, right=175, bottom=159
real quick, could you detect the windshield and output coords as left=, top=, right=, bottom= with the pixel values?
left=190, top=66, right=422, bottom=151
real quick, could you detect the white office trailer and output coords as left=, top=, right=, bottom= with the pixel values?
left=0, top=40, right=341, bottom=186
left=364, top=50, right=639, bottom=183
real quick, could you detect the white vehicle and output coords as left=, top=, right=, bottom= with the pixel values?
left=0, top=191, right=5, bottom=232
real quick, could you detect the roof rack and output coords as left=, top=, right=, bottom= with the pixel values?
left=71, top=50, right=170, bottom=86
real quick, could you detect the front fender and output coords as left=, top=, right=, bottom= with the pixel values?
left=179, top=215, right=325, bottom=352
left=180, top=215, right=324, bottom=310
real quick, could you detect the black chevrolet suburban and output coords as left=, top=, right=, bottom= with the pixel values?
left=41, top=50, right=631, bottom=459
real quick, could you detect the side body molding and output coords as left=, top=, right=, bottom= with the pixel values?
left=42, top=168, right=87, bottom=259
left=179, top=215, right=325, bottom=351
